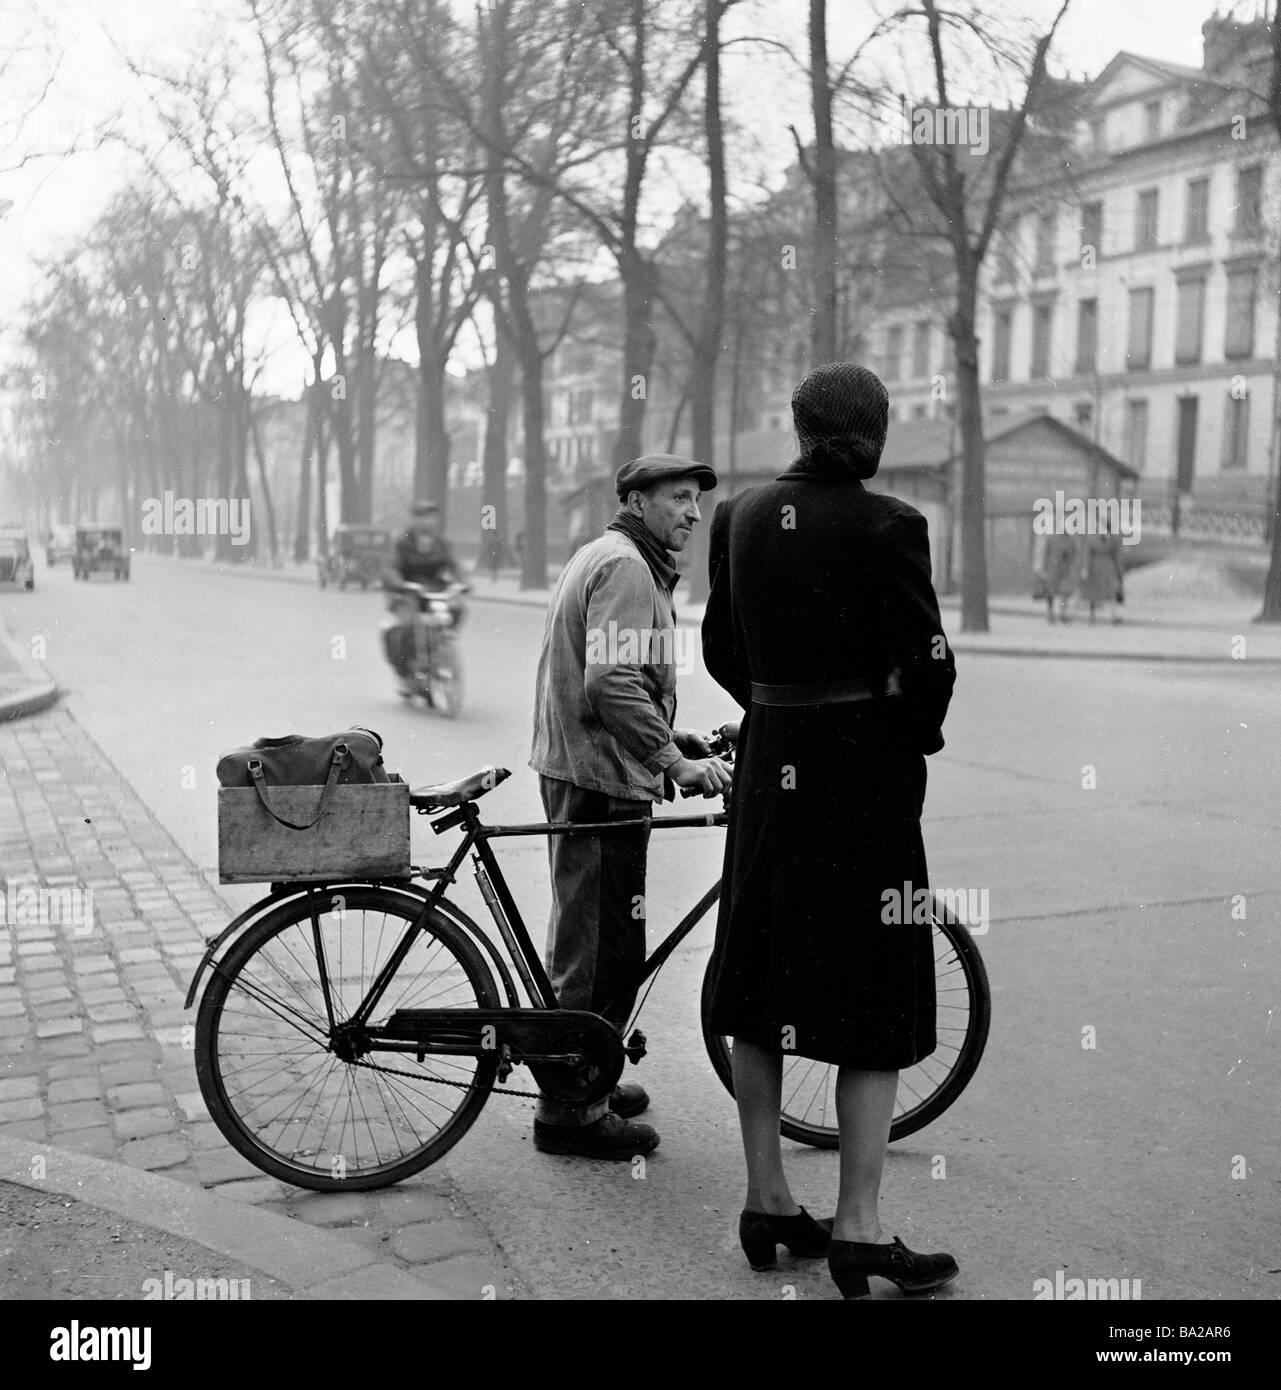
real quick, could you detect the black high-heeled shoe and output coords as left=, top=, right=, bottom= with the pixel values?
left=828, top=1236, right=959, bottom=1300
left=739, top=1207, right=833, bottom=1271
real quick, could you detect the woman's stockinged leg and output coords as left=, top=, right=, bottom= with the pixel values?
left=731, top=1037, right=800, bottom=1216
left=832, top=1067, right=898, bottom=1243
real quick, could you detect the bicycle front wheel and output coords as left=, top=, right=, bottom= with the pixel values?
left=196, top=886, right=500, bottom=1191
left=429, top=634, right=463, bottom=718
left=701, top=897, right=990, bottom=1147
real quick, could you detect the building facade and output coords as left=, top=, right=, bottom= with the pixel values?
left=869, top=14, right=1279, bottom=525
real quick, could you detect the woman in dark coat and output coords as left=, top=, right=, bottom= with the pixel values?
left=702, top=362, right=959, bottom=1300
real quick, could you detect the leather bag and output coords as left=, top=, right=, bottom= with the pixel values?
left=215, top=728, right=393, bottom=831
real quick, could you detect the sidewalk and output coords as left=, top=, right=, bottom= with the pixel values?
left=0, top=651, right=525, bottom=1298
left=159, top=550, right=1281, bottom=663
left=0, top=617, right=59, bottom=722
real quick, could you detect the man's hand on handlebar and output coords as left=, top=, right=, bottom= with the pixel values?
left=670, top=753, right=733, bottom=798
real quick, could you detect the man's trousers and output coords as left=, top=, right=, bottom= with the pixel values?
left=536, top=775, right=652, bottom=1127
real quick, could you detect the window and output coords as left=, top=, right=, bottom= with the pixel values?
left=1225, top=267, right=1258, bottom=358
left=1223, top=392, right=1250, bottom=470
left=995, top=217, right=1020, bottom=284
left=1080, top=201, right=1103, bottom=263
left=1125, top=399, right=1149, bottom=472
left=884, top=325, right=903, bottom=381
left=1034, top=211, right=1057, bottom=276
left=1074, top=401, right=1094, bottom=428
left=1135, top=189, right=1159, bottom=250
left=1176, top=396, right=1198, bottom=493
left=1144, top=99, right=1161, bottom=140
left=911, top=403, right=928, bottom=420
left=1235, top=165, right=1263, bottom=235
left=1174, top=276, right=1206, bottom=365
left=991, top=307, right=1013, bottom=383
left=1090, top=116, right=1106, bottom=152
left=1075, top=298, right=1098, bottom=374
left=912, top=320, right=931, bottom=378
left=1126, top=287, right=1155, bottom=369
left=1031, top=302, right=1054, bottom=379
left=1184, top=178, right=1209, bottom=242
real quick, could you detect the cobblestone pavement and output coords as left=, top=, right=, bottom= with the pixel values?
left=0, top=705, right=524, bottom=1298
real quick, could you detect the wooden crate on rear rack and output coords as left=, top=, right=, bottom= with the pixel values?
left=217, top=783, right=411, bottom=884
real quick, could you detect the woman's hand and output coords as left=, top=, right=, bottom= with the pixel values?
left=673, top=728, right=713, bottom=757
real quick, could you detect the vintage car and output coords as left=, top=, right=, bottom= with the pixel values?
left=0, top=528, right=34, bottom=590
left=73, top=524, right=130, bottom=581
left=318, top=524, right=393, bottom=590
left=45, top=524, right=75, bottom=566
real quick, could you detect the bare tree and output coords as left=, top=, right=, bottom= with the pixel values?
left=887, top=0, right=1072, bottom=632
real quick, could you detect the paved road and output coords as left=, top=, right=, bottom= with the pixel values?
left=6, top=553, right=1278, bottom=1299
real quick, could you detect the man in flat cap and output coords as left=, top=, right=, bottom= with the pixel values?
left=529, top=453, right=733, bottom=1158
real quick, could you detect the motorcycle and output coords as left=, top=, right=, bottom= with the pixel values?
left=381, top=580, right=467, bottom=717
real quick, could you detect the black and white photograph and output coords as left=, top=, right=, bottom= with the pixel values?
left=0, top=0, right=1274, bottom=1348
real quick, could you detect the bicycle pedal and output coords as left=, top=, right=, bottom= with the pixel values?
left=624, top=1028, right=647, bottom=1064
left=496, top=1042, right=513, bottom=1083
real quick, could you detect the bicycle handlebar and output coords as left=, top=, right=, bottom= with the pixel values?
left=678, top=722, right=739, bottom=799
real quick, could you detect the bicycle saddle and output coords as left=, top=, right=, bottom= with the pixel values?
left=410, top=766, right=511, bottom=809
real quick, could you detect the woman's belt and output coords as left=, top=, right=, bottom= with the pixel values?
left=750, top=673, right=901, bottom=706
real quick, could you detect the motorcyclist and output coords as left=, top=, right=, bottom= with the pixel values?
left=382, top=502, right=466, bottom=693
left=393, top=502, right=461, bottom=591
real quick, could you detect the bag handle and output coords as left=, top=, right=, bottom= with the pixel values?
left=247, top=743, right=349, bottom=831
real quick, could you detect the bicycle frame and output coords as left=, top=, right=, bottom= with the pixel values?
left=349, top=798, right=728, bottom=1031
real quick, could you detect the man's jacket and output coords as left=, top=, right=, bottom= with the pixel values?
left=395, top=528, right=458, bottom=588
left=530, top=530, right=682, bottom=802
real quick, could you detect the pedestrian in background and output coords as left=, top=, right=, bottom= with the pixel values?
left=1080, top=521, right=1124, bottom=624
left=702, top=362, right=959, bottom=1301
left=1032, top=529, right=1080, bottom=623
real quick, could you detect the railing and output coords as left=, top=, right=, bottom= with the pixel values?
left=1139, top=497, right=1269, bottom=546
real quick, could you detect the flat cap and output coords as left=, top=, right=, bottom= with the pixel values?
left=615, top=453, right=718, bottom=500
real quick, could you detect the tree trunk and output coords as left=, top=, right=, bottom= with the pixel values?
left=948, top=264, right=990, bottom=633
left=214, top=370, right=235, bottom=562
left=413, top=254, right=452, bottom=514
left=685, top=0, right=728, bottom=602
left=294, top=381, right=317, bottom=563
left=231, top=366, right=256, bottom=562
left=809, top=0, right=838, bottom=366
left=514, top=325, right=548, bottom=589
left=250, top=407, right=281, bottom=564
left=315, top=414, right=331, bottom=558
left=612, top=251, right=659, bottom=467
left=329, top=354, right=363, bottom=524
left=356, top=340, right=377, bottom=523
left=481, top=320, right=514, bottom=570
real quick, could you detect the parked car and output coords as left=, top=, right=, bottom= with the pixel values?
left=73, top=524, right=130, bottom=581
left=0, top=528, right=35, bottom=590
left=45, top=525, right=75, bottom=566
left=318, top=524, right=393, bottom=590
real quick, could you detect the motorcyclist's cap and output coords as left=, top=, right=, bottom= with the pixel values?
left=616, top=453, right=718, bottom=501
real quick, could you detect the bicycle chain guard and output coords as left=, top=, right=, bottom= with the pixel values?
left=382, top=1006, right=626, bottom=1106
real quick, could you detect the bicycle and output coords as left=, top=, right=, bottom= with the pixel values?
left=186, top=728, right=990, bottom=1192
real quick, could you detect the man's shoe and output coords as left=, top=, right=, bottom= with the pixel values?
left=533, top=1112, right=660, bottom=1160
left=607, top=1083, right=649, bottom=1119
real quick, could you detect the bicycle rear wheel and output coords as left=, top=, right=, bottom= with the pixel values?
left=701, top=897, right=990, bottom=1147
left=196, top=886, right=499, bottom=1191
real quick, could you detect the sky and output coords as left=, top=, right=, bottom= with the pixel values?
left=0, top=0, right=1266, bottom=394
